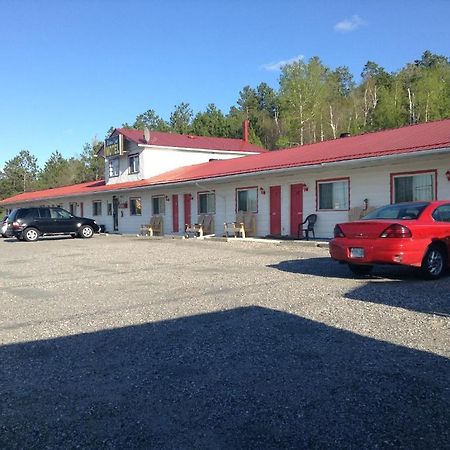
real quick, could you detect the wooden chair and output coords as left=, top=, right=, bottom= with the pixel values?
left=224, top=211, right=257, bottom=238
left=185, top=214, right=215, bottom=238
left=297, top=214, right=317, bottom=240
left=140, top=215, right=164, bottom=236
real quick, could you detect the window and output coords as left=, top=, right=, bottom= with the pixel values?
left=128, top=154, right=140, bottom=174
left=236, top=187, right=257, bottom=212
left=317, top=179, right=349, bottom=210
left=198, top=192, right=215, bottom=214
left=109, top=158, right=119, bottom=177
left=51, top=208, right=73, bottom=219
left=107, top=202, right=113, bottom=216
left=432, top=204, right=450, bottom=222
left=392, top=171, right=436, bottom=203
left=93, top=201, right=102, bottom=216
left=69, top=203, right=77, bottom=215
left=130, top=197, right=142, bottom=216
left=152, top=196, right=165, bottom=215
left=363, top=202, right=429, bottom=220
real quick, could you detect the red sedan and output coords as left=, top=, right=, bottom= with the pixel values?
left=329, top=201, right=450, bottom=279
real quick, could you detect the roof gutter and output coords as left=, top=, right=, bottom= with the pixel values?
left=149, top=145, right=450, bottom=188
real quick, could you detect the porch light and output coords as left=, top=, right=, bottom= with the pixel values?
left=259, top=187, right=266, bottom=195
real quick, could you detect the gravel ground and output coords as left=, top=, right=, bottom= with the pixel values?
left=0, top=234, right=449, bottom=449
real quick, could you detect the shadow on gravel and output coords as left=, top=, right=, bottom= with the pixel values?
left=269, top=258, right=450, bottom=316
left=345, top=278, right=450, bottom=317
left=1, top=307, right=449, bottom=449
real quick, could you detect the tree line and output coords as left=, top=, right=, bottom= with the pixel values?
left=1, top=50, right=449, bottom=206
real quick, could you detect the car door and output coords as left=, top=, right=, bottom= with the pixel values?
left=431, top=204, right=450, bottom=254
left=36, top=208, right=55, bottom=233
left=50, top=207, right=78, bottom=233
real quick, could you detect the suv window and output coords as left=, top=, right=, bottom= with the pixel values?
left=17, top=208, right=39, bottom=220
left=39, top=208, right=51, bottom=218
left=50, top=208, right=73, bottom=219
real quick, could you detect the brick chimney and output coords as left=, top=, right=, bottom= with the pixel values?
left=243, top=119, right=249, bottom=142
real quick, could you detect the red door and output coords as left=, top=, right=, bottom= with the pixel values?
left=184, top=194, right=192, bottom=229
left=270, top=186, right=281, bottom=235
left=172, top=195, right=179, bottom=232
left=290, top=184, right=304, bottom=236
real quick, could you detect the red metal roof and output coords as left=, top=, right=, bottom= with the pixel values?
left=2, top=119, right=450, bottom=206
left=115, top=128, right=266, bottom=153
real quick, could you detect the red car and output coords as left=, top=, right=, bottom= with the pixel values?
left=329, top=201, right=450, bottom=279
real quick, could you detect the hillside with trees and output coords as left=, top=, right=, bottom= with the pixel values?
left=1, top=50, right=449, bottom=206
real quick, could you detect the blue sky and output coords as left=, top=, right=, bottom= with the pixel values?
left=1, top=0, right=450, bottom=169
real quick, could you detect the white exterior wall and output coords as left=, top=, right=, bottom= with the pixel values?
left=140, top=147, right=250, bottom=179
left=104, top=142, right=142, bottom=185
left=105, top=139, right=256, bottom=186
left=7, top=153, right=450, bottom=238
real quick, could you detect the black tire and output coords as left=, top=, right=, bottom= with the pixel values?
left=23, top=227, right=39, bottom=242
left=421, top=245, right=446, bottom=280
left=79, top=225, right=94, bottom=239
left=348, top=263, right=374, bottom=276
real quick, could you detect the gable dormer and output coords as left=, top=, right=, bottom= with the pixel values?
left=99, top=124, right=266, bottom=185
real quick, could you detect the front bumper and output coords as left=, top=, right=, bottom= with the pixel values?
left=329, top=238, right=425, bottom=267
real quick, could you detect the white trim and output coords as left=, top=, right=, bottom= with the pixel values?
left=137, top=144, right=261, bottom=155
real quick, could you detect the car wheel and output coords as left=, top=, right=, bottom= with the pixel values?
left=23, top=227, right=39, bottom=242
left=79, top=225, right=94, bottom=239
left=348, top=263, right=373, bottom=276
left=421, top=245, right=446, bottom=280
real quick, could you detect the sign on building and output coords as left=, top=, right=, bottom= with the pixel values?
left=104, top=135, right=124, bottom=157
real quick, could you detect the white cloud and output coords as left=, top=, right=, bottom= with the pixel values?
left=262, top=54, right=304, bottom=71
left=334, top=15, right=366, bottom=33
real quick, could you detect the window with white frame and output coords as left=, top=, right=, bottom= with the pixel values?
left=392, top=171, right=435, bottom=203
left=109, top=158, right=119, bottom=177
left=92, top=200, right=102, bottom=216
left=317, top=179, right=349, bottom=210
left=237, top=187, right=258, bottom=212
left=128, top=154, right=139, bottom=174
left=152, top=195, right=165, bottom=215
left=198, top=192, right=216, bottom=214
left=130, top=197, right=142, bottom=216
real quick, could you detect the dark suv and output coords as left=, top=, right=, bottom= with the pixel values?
left=6, top=207, right=100, bottom=242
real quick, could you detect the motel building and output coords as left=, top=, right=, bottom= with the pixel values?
left=1, top=119, right=450, bottom=239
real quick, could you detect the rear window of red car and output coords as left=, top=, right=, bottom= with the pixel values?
left=363, top=202, right=429, bottom=220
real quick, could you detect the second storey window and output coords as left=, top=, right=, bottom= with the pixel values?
left=392, top=171, right=436, bottom=203
left=128, top=154, right=140, bottom=174
left=237, top=187, right=257, bottom=212
left=109, top=158, right=119, bottom=177
left=130, top=197, right=142, bottom=216
left=198, top=192, right=216, bottom=214
left=152, top=195, right=165, bottom=215
left=93, top=200, right=102, bottom=216
left=317, top=178, right=349, bottom=210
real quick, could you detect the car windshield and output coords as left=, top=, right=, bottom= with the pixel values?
left=362, top=202, right=429, bottom=220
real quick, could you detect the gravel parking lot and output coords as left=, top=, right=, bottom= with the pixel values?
left=1, top=235, right=449, bottom=449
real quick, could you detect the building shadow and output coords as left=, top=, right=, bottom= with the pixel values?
left=345, top=277, right=450, bottom=317
left=1, top=307, right=449, bottom=449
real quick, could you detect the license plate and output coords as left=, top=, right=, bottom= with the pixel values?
left=350, top=248, right=364, bottom=258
